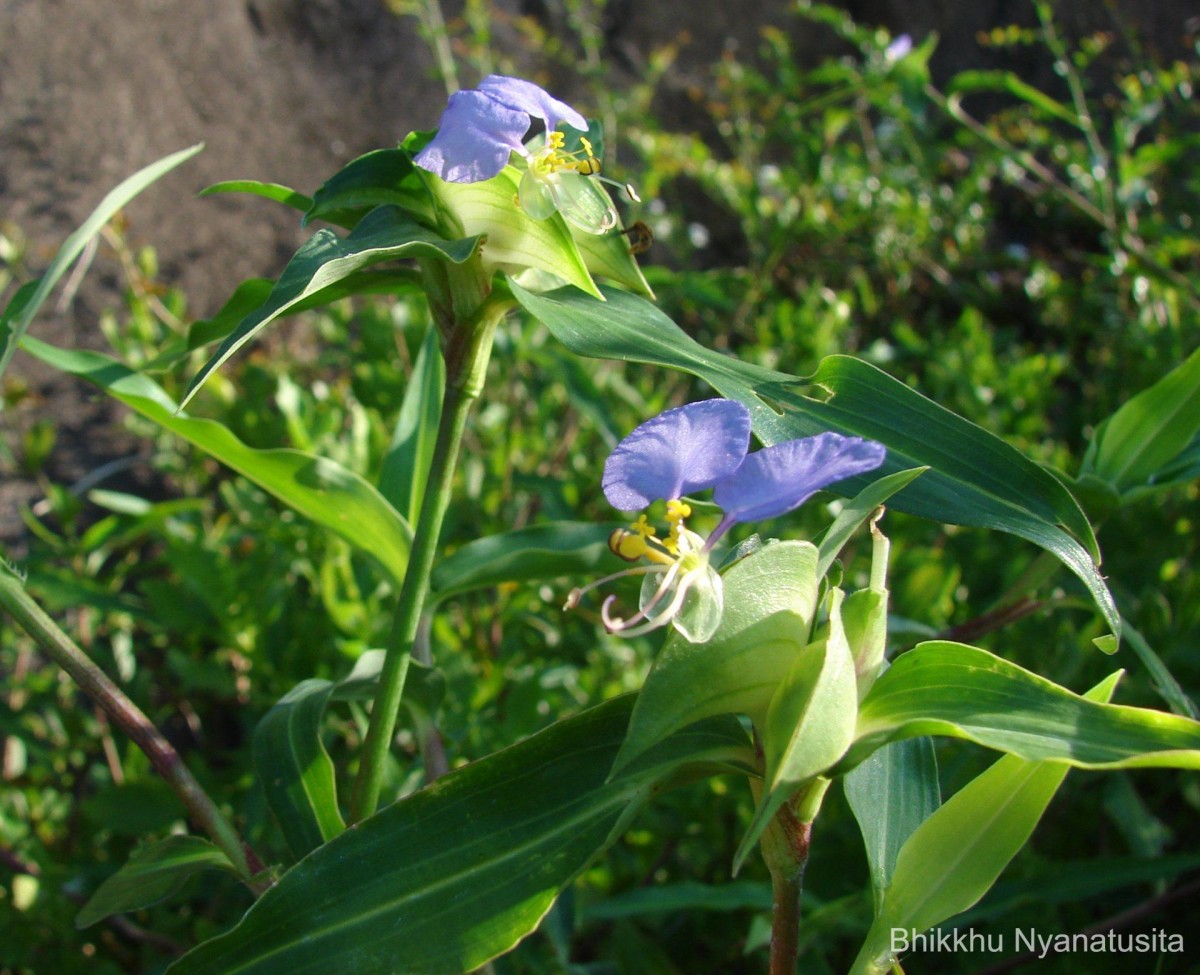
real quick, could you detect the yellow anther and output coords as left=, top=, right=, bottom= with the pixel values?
left=665, top=499, right=692, bottom=524
left=631, top=514, right=656, bottom=538
left=609, top=528, right=649, bottom=562
left=574, top=137, right=602, bottom=175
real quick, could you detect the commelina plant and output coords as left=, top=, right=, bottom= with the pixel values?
left=4, top=69, right=1200, bottom=975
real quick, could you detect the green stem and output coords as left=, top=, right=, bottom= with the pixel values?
left=0, top=564, right=266, bottom=892
left=348, top=290, right=512, bottom=823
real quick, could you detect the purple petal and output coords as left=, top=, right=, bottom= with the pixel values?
left=414, top=89, right=530, bottom=183
left=885, top=34, right=913, bottom=61
left=712, top=433, right=886, bottom=524
left=478, top=75, right=588, bottom=134
left=603, top=400, right=752, bottom=510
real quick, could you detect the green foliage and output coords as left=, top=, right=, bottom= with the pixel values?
left=3, top=3, right=1200, bottom=974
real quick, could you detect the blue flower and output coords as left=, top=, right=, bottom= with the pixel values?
left=414, top=75, right=588, bottom=184
left=568, top=399, right=886, bottom=641
left=414, top=75, right=632, bottom=233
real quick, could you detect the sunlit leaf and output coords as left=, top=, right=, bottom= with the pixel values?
left=20, top=337, right=412, bottom=586
left=0, top=144, right=203, bottom=385
left=510, top=283, right=1118, bottom=643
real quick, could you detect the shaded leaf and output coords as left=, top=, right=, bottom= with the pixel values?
left=253, top=680, right=345, bottom=861
left=843, top=737, right=940, bottom=912
left=167, top=697, right=753, bottom=975
left=430, top=522, right=623, bottom=602
left=76, top=836, right=235, bottom=929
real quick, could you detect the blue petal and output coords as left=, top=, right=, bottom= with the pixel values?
left=477, top=75, right=588, bottom=134
left=414, top=90, right=530, bottom=183
left=603, top=400, right=752, bottom=510
left=713, top=433, right=886, bottom=524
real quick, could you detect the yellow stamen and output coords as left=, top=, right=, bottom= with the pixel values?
left=609, top=528, right=648, bottom=562
left=663, top=498, right=692, bottom=554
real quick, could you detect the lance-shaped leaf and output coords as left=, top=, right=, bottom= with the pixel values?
left=166, top=696, right=754, bottom=975
left=509, top=282, right=1117, bottom=644
left=613, top=540, right=820, bottom=776
left=200, top=180, right=312, bottom=213
left=253, top=680, right=345, bottom=861
left=842, top=641, right=1200, bottom=772
left=1080, top=343, right=1200, bottom=500
left=76, top=836, right=236, bottom=929
left=181, top=206, right=481, bottom=407
left=848, top=675, right=1120, bottom=975
left=0, top=144, right=203, bottom=385
left=144, top=270, right=420, bottom=372
left=303, top=148, right=433, bottom=229
left=734, top=587, right=860, bottom=871
left=20, top=337, right=412, bottom=587
left=843, top=737, right=941, bottom=913
left=429, top=522, right=622, bottom=603
left=816, top=466, right=926, bottom=577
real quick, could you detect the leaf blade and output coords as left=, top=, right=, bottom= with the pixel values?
left=20, top=337, right=412, bottom=586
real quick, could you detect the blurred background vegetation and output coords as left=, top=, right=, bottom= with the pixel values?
left=2, top=1, right=1199, bottom=972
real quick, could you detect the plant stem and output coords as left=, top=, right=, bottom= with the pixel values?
left=0, top=564, right=266, bottom=892
left=348, top=291, right=512, bottom=823
left=760, top=779, right=827, bottom=975
left=763, top=801, right=812, bottom=975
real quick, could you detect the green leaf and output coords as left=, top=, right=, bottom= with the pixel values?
left=954, top=853, right=1200, bottom=926
left=76, top=836, right=235, bottom=929
left=332, top=653, right=446, bottom=734
left=0, top=144, right=203, bottom=385
left=843, top=737, right=940, bottom=912
left=571, top=224, right=654, bottom=298
left=613, top=540, right=820, bottom=776
left=166, top=697, right=753, bottom=975
left=509, top=283, right=1117, bottom=642
left=1081, top=343, right=1200, bottom=497
left=20, top=337, right=412, bottom=586
left=378, top=323, right=445, bottom=526
left=734, top=587, right=860, bottom=870
left=429, top=167, right=601, bottom=299
left=181, top=206, right=481, bottom=407
left=199, top=180, right=312, bottom=213
left=304, top=148, right=430, bottom=229
left=253, top=680, right=345, bottom=861
left=145, top=271, right=421, bottom=373
left=847, top=675, right=1119, bottom=975
left=579, top=880, right=773, bottom=922
left=817, top=467, right=926, bottom=577
left=948, top=70, right=1080, bottom=126
left=429, top=522, right=622, bottom=602
left=1120, top=614, right=1199, bottom=719
left=845, top=641, right=1200, bottom=771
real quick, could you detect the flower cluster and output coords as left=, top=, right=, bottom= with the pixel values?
left=568, top=399, right=887, bottom=642
left=414, top=75, right=633, bottom=233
